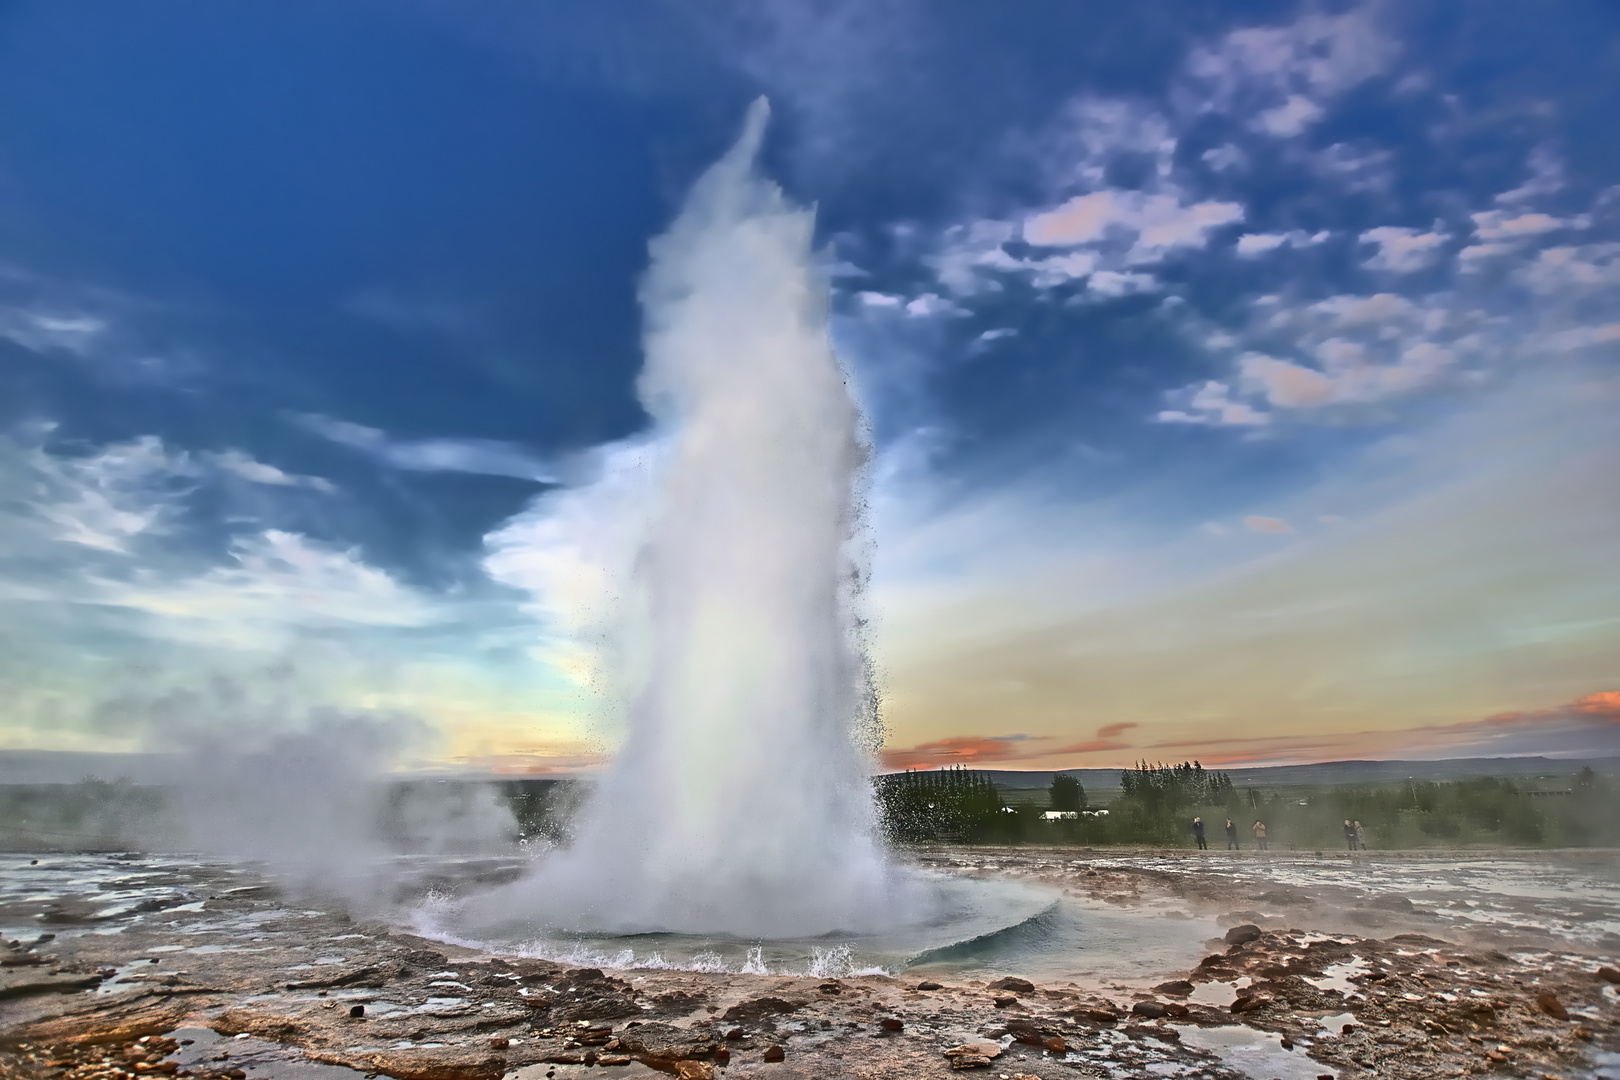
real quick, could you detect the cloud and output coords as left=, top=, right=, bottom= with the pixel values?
left=879, top=734, right=1043, bottom=771
left=1360, top=226, right=1448, bottom=273
left=1243, top=515, right=1293, bottom=534
left=27, top=436, right=197, bottom=554
left=1096, top=721, right=1138, bottom=739
left=1151, top=690, right=1620, bottom=766
left=0, top=308, right=107, bottom=355
left=1186, top=9, right=1397, bottom=138
left=1518, top=244, right=1620, bottom=295
left=209, top=450, right=335, bottom=493
left=1472, top=210, right=1580, bottom=243
left=93, top=529, right=439, bottom=640
left=1255, top=94, right=1324, bottom=137
left=1156, top=380, right=1269, bottom=426
left=1025, top=191, right=1243, bottom=261
left=1235, top=230, right=1329, bottom=256
left=482, top=439, right=664, bottom=699
left=903, top=293, right=966, bottom=318
left=294, top=413, right=556, bottom=482
left=1543, top=323, right=1620, bottom=352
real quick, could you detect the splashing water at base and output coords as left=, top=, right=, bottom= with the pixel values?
left=456, top=99, right=927, bottom=941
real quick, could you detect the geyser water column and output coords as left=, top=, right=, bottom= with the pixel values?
left=497, top=99, right=911, bottom=939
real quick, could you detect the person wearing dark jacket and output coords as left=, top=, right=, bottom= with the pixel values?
left=1225, top=818, right=1239, bottom=850
left=1193, top=817, right=1208, bottom=850
left=1344, top=819, right=1357, bottom=850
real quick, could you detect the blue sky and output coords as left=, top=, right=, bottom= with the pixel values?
left=2, top=0, right=1617, bottom=770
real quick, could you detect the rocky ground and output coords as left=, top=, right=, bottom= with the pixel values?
left=1, top=847, right=1616, bottom=1079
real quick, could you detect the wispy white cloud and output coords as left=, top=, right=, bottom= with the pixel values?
left=0, top=308, right=107, bottom=355
left=1025, top=190, right=1244, bottom=262
left=1235, top=229, right=1330, bottom=256
left=26, top=436, right=197, bottom=554
left=93, top=529, right=438, bottom=642
left=1518, top=243, right=1620, bottom=295
left=209, top=450, right=335, bottom=493
left=1243, top=514, right=1293, bottom=534
left=1254, top=94, right=1324, bottom=137
left=1360, top=226, right=1448, bottom=273
left=294, top=413, right=556, bottom=482
left=482, top=438, right=664, bottom=694
left=1156, top=380, right=1268, bottom=427
left=1185, top=8, right=1398, bottom=139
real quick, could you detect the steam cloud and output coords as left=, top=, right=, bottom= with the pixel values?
left=96, top=673, right=517, bottom=910
left=468, top=99, right=916, bottom=938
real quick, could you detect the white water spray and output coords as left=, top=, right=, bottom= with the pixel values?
left=475, top=99, right=914, bottom=938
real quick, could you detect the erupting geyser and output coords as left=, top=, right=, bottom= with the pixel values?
left=473, top=100, right=916, bottom=939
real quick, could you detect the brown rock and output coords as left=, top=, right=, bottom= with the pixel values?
left=916, top=980, right=944, bottom=991
left=543, top=1051, right=588, bottom=1065
left=674, top=1062, right=714, bottom=1080
left=1153, top=980, right=1194, bottom=996
left=723, top=1028, right=745, bottom=1041
left=947, top=1053, right=993, bottom=1070
left=1042, top=1036, right=1067, bottom=1054
left=944, top=1042, right=1002, bottom=1070
left=761, top=1044, right=785, bottom=1063
left=1224, top=924, right=1262, bottom=946
left=988, top=976, right=1036, bottom=994
left=712, top=1046, right=729, bottom=1066
left=615, top=1022, right=719, bottom=1064
left=1163, top=1003, right=1190, bottom=1019
left=1131, top=1001, right=1167, bottom=1019
left=1597, top=966, right=1620, bottom=984
left=1535, top=991, right=1569, bottom=1020
left=720, top=996, right=805, bottom=1023
left=1231, top=994, right=1271, bottom=1014
left=879, top=1017, right=904, bottom=1032
left=1005, top=1019, right=1045, bottom=1045
left=1070, top=1006, right=1121, bottom=1025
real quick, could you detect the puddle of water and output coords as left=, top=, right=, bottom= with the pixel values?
left=1307, top=959, right=1368, bottom=995
left=1188, top=976, right=1249, bottom=1008
left=166, top=1026, right=365, bottom=1079
left=1178, top=1024, right=1333, bottom=1080
left=1317, top=1011, right=1357, bottom=1031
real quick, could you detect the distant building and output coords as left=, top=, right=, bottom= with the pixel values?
left=1043, top=810, right=1079, bottom=821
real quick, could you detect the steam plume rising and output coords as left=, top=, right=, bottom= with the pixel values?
left=482, top=99, right=905, bottom=937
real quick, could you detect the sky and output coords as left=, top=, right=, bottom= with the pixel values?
left=1, top=0, right=1617, bottom=774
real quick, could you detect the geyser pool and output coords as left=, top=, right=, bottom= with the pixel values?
left=456, top=99, right=930, bottom=941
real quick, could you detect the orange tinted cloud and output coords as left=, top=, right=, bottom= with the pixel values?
left=1097, top=722, right=1139, bottom=738
left=1049, top=738, right=1131, bottom=755
left=1573, top=691, right=1620, bottom=716
left=1144, top=689, right=1620, bottom=766
left=880, top=735, right=1043, bottom=771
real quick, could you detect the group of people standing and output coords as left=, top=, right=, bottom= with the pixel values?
left=1187, top=815, right=1370, bottom=851
left=1191, top=816, right=1269, bottom=851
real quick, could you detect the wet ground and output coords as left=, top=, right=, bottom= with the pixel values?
left=1, top=846, right=1616, bottom=1079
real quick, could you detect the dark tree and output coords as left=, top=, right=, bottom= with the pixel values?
left=1050, top=773, right=1086, bottom=812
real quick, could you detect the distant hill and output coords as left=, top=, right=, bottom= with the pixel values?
left=3, top=749, right=1612, bottom=793
left=970, top=756, right=1619, bottom=797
